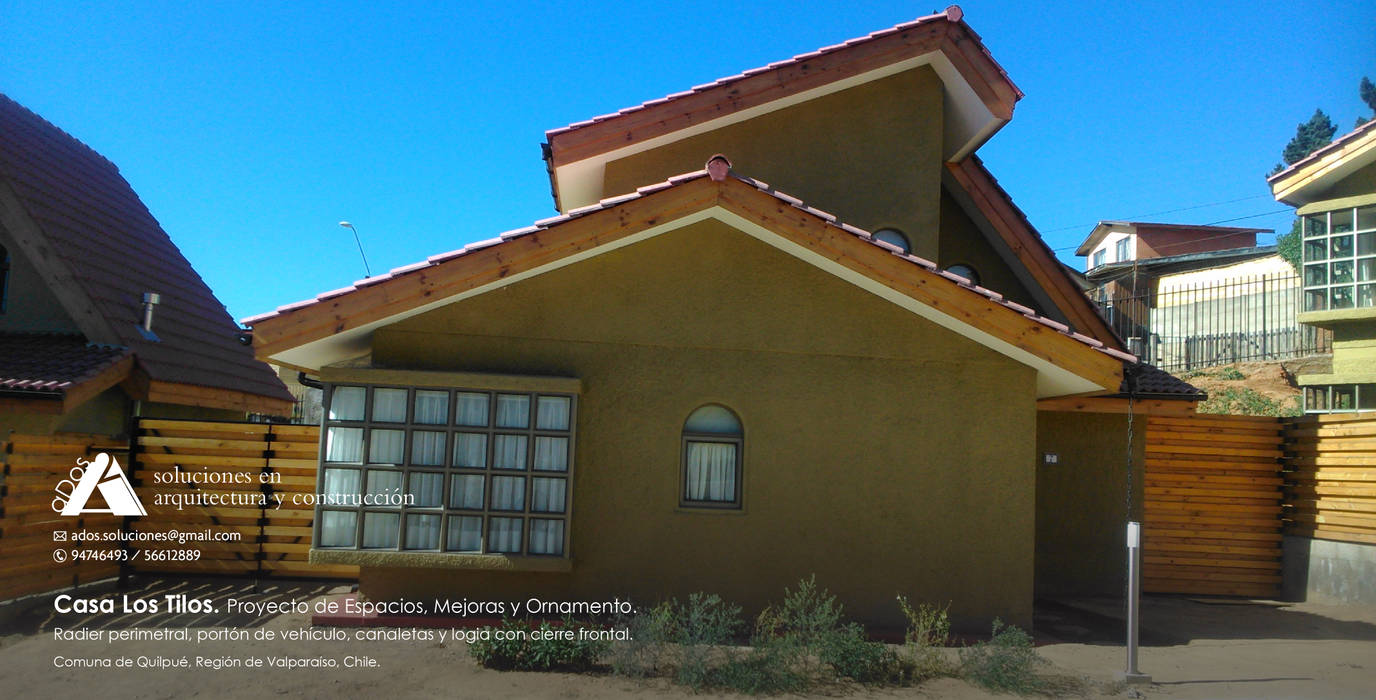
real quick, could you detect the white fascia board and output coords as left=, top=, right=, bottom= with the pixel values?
left=271, top=207, right=1102, bottom=398
left=552, top=53, right=999, bottom=212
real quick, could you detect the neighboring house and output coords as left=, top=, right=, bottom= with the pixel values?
left=1270, top=119, right=1376, bottom=413
left=246, top=8, right=1199, bottom=628
left=1075, top=220, right=1324, bottom=369
left=0, top=94, right=294, bottom=437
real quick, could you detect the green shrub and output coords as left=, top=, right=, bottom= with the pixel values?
left=898, top=596, right=953, bottom=679
left=817, top=623, right=912, bottom=685
left=958, top=618, right=1046, bottom=693
left=469, top=616, right=608, bottom=672
left=1198, top=387, right=1302, bottom=417
left=1218, top=366, right=1246, bottom=380
left=608, top=600, right=676, bottom=677
left=709, top=645, right=810, bottom=695
left=671, top=592, right=743, bottom=688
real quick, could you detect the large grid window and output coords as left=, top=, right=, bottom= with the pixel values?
left=317, top=384, right=574, bottom=557
left=1304, top=383, right=1376, bottom=413
left=1302, top=205, right=1376, bottom=311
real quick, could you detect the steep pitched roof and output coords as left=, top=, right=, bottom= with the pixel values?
left=542, top=5, right=1022, bottom=212
left=246, top=165, right=1132, bottom=398
left=0, top=94, right=292, bottom=414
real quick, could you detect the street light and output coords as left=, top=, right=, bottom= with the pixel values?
left=339, top=221, right=372, bottom=277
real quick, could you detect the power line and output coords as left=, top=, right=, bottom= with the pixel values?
left=1041, top=194, right=1274, bottom=235
left=1049, top=209, right=1293, bottom=253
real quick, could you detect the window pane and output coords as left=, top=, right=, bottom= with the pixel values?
left=328, top=386, right=366, bottom=421
left=1305, top=289, right=1328, bottom=311
left=1359, top=232, right=1376, bottom=256
left=488, top=517, right=523, bottom=553
left=325, top=427, right=364, bottom=462
left=491, top=476, right=525, bottom=511
left=1331, top=260, right=1354, bottom=284
left=368, top=429, right=405, bottom=464
left=1359, top=284, right=1375, bottom=308
left=1305, top=263, right=1327, bottom=286
left=495, top=394, right=530, bottom=428
left=411, top=431, right=446, bottom=466
left=453, top=433, right=488, bottom=468
left=408, top=471, right=443, bottom=508
left=531, top=477, right=566, bottom=513
left=319, top=511, right=357, bottom=547
left=1332, top=208, right=1354, bottom=233
left=533, top=436, right=568, bottom=471
left=1304, top=386, right=1326, bottom=412
left=1333, top=385, right=1356, bottom=410
left=1304, top=214, right=1327, bottom=237
left=447, top=515, right=482, bottom=552
left=1304, top=239, right=1327, bottom=262
left=456, top=392, right=490, bottom=427
left=322, top=468, right=360, bottom=505
left=493, top=435, right=528, bottom=470
left=1332, top=286, right=1355, bottom=309
left=366, top=469, right=402, bottom=500
left=1360, top=258, right=1376, bottom=282
left=529, top=519, right=564, bottom=556
left=685, top=405, right=742, bottom=435
left=1358, top=206, right=1376, bottom=231
left=405, top=514, right=441, bottom=550
left=373, top=388, right=408, bottom=422
left=362, top=512, right=399, bottom=548
left=685, top=441, right=737, bottom=502
left=450, top=474, right=485, bottom=510
left=1332, top=235, right=1354, bottom=258
left=536, top=396, right=571, bottom=430
left=414, top=390, right=449, bottom=425
left=1359, top=384, right=1376, bottom=410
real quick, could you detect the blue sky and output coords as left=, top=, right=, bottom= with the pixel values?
left=3, top=1, right=1373, bottom=321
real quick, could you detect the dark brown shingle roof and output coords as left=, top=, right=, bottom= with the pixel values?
left=1120, top=363, right=1205, bottom=400
left=0, top=94, right=292, bottom=410
left=0, top=333, right=132, bottom=396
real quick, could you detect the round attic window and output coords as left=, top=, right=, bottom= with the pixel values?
left=872, top=228, right=910, bottom=254
left=946, top=264, right=980, bottom=285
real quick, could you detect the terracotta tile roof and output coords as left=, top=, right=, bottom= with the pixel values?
left=0, top=332, right=132, bottom=396
left=243, top=167, right=1136, bottom=369
left=0, top=94, right=292, bottom=408
left=544, top=6, right=1020, bottom=140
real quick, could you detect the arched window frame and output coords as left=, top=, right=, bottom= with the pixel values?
left=680, top=404, right=743, bottom=509
left=872, top=228, right=911, bottom=254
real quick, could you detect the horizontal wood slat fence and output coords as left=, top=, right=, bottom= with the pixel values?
left=1283, top=413, right=1376, bottom=546
left=1143, top=414, right=1286, bottom=598
left=0, top=433, right=131, bottom=601
left=131, top=419, right=355, bottom=580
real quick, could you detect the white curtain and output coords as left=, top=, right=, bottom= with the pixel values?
left=411, top=431, right=446, bottom=466
left=493, top=435, right=527, bottom=470
left=530, top=477, right=565, bottom=513
left=449, top=474, right=485, bottom=509
left=536, top=396, right=570, bottom=430
left=319, top=511, right=357, bottom=547
left=533, top=437, right=567, bottom=471
left=328, top=386, right=365, bottom=421
left=413, top=390, right=449, bottom=424
left=495, top=394, right=530, bottom=428
left=368, top=429, right=405, bottom=464
left=372, top=388, right=408, bottom=422
left=366, top=469, right=402, bottom=499
left=361, top=512, right=399, bottom=548
left=529, top=519, right=564, bottom=555
left=405, top=514, right=440, bottom=550
left=408, top=471, right=443, bottom=507
left=488, top=517, right=522, bottom=553
left=447, top=515, right=482, bottom=551
left=491, top=476, right=525, bottom=511
left=685, top=442, right=737, bottom=502
left=325, top=427, right=363, bottom=463
left=453, top=433, right=487, bottom=468
left=322, top=468, right=360, bottom=504
left=456, top=392, right=489, bottom=426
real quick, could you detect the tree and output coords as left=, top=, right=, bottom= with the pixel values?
left=1358, top=76, right=1376, bottom=128
left=1277, top=218, right=1301, bottom=272
left=1271, top=109, right=1337, bottom=175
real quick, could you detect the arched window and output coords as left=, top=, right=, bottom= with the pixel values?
left=946, top=263, right=980, bottom=286
left=872, top=228, right=910, bottom=254
left=681, top=404, right=743, bottom=508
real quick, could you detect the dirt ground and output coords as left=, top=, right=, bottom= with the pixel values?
left=1, top=577, right=1373, bottom=699
left=1180, top=360, right=1304, bottom=414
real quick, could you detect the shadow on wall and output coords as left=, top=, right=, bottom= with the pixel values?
left=0, top=576, right=348, bottom=636
left=1034, top=595, right=1376, bottom=647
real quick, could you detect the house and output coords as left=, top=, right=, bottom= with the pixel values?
left=1269, top=119, right=1376, bottom=412
left=246, top=7, right=1199, bottom=628
left=1074, top=222, right=1322, bottom=369
left=0, top=94, right=294, bottom=437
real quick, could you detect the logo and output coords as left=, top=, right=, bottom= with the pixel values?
left=52, top=453, right=147, bottom=516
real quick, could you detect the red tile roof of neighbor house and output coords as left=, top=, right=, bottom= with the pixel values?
left=0, top=94, right=293, bottom=414
left=0, top=333, right=131, bottom=396
left=245, top=161, right=1137, bottom=394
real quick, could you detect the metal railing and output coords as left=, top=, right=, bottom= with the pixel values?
left=1092, top=273, right=1331, bottom=371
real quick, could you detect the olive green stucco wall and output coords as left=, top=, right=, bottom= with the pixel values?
left=1034, top=411, right=1145, bottom=597
left=601, top=68, right=944, bottom=260
left=0, top=222, right=80, bottom=333
left=1315, top=160, right=1376, bottom=201
left=359, top=218, right=1039, bottom=629
left=936, top=189, right=1038, bottom=309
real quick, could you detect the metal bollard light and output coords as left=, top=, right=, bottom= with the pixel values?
left=1120, top=521, right=1151, bottom=685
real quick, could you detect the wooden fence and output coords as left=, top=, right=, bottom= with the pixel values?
left=0, top=433, right=131, bottom=600
left=131, top=419, right=355, bottom=579
left=1283, top=413, right=1376, bottom=545
left=1142, top=414, right=1286, bottom=598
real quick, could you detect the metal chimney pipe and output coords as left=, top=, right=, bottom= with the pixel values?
left=141, top=292, right=161, bottom=332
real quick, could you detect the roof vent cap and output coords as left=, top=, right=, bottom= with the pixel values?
left=706, top=154, right=732, bottom=181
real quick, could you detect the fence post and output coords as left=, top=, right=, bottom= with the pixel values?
left=1262, top=275, right=1269, bottom=359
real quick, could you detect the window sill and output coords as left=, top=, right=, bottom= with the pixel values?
left=674, top=506, right=747, bottom=516
left=1298, top=307, right=1376, bottom=328
left=310, top=548, right=572, bottom=572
